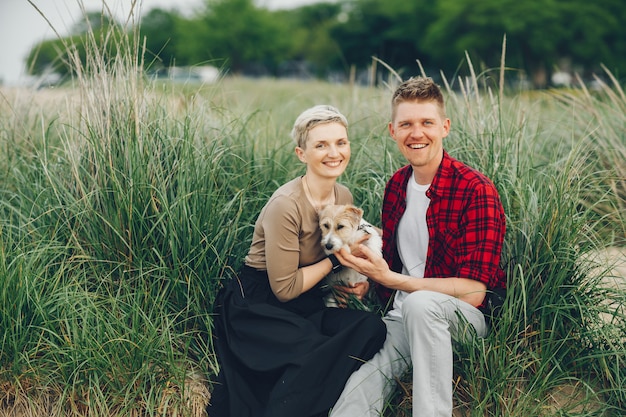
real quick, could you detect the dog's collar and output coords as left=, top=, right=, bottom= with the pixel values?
left=357, top=224, right=372, bottom=234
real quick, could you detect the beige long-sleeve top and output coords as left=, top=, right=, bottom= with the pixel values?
left=245, top=176, right=353, bottom=302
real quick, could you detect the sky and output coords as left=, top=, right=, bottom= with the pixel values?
left=0, top=0, right=324, bottom=85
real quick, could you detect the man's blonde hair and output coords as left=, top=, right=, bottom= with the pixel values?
left=391, top=77, right=446, bottom=120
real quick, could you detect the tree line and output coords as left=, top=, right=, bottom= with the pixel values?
left=27, top=0, right=626, bottom=88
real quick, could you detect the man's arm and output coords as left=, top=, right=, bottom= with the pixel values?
left=336, top=245, right=487, bottom=307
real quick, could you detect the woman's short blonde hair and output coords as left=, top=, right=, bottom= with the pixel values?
left=290, top=105, right=348, bottom=149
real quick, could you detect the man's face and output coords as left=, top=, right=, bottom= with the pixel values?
left=388, top=100, right=450, bottom=185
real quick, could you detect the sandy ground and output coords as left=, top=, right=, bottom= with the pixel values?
left=595, top=246, right=626, bottom=287
left=582, top=246, right=626, bottom=301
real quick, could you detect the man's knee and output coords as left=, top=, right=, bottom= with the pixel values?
left=402, top=290, right=448, bottom=319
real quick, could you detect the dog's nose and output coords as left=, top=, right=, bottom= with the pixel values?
left=325, top=243, right=334, bottom=250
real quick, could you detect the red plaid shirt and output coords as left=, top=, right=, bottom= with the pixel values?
left=376, top=151, right=506, bottom=308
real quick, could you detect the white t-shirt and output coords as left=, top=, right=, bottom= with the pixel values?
left=388, top=177, right=430, bottom=318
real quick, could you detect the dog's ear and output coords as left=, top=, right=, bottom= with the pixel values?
left=346, top=205, right=364, bottom=218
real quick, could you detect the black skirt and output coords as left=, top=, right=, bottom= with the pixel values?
left=207, top=265, right=387, bottom=417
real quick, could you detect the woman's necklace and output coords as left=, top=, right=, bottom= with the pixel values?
left=303, top=175, right=335, bottom=213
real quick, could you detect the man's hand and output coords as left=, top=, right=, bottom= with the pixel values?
left=336, top=245, right=488, bottom=307
left=347, top=234, right=371, bottom=258
left=336, top=245, right=391, bottom=283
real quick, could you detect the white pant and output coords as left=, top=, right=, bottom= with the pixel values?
left=330, top=290, right=487, bottom=417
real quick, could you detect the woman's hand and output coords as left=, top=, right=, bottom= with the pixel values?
left=334, top=280, right=369, bottom=301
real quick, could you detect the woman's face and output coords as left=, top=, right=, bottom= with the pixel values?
left=296, top=122, right=350, bottom=180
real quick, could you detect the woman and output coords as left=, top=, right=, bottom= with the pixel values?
left=207, top=105, right=387, bottom=417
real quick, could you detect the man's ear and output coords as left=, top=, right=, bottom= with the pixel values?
left=387, top=121, right=395, bottom=139
left=442, top=118, right=451, bottom=138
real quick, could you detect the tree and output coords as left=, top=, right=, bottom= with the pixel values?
left=276, top=3, right=344, bottom=77
left=69, top=11, right=117, bottom=35
left=25, top=0, right=626, bottom=86
left=189, top=0, right=291, bottom=74
left=330, top=0, right=434, bottom=77
left=26, top=37, right=68, bottom=77
left=558, top=0, right=626, bottom=77
left=26, top=12, right=122, bottom=79
left=138, top=8, right=185, bottom=69
left=424, top=0, right=626, bottom=88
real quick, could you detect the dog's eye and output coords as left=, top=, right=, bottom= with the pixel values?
left=321, top=223, right=329, bottom=230
left=337, top=224, right=344, bottom=230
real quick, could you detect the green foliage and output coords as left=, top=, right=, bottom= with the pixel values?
left=548, top=73, right=626, bottom=241
left=189, top=0, right=292, bottom=74
left=26, top=11, right=124, bottom=80
left=559, top=0, right=626, bottom=73
left=26, top=33, right=135, bottom=81
left=276, top=3, right=345, bottom=76
left=331, top=0, right=433, bottom=72
left=139, top=8, right=186, bottom=68
left=24, top=0, right=626, bottom=87
left=26, top=37, right=68, bottom=76
left=423, top=0, right=626, bottom=87
left=2, top=15, right=626, bottom=416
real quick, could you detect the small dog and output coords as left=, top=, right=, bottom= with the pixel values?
left=318, top=204, right=383, bottom=308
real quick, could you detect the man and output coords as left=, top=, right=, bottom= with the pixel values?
left=331, top=77, right=507, bottom=417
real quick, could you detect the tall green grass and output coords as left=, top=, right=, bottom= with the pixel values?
left=0, top=9, right=625, bottom=417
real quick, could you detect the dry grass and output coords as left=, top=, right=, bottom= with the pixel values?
left=0, top=373, right=211, bottom=417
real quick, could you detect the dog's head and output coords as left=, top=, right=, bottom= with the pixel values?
left=318, top=204, right=364, bottom=254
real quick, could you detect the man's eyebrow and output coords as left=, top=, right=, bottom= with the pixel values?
left=397, top=117, right=434, bottom=123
